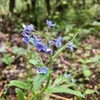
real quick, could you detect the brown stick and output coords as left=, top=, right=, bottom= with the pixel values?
left=50, top=93, right=74, bottom=100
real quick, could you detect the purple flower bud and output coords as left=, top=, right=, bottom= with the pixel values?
left=33, top=36, right=38, bottom=46
left=38, top=66, right=48, bottom=74
left=49, top=40, right=55, bottom=46
left=35, top=41, right=47, bottom=52
left=22, top=34, right=30, bottom=44
left=46, top=20, right=56, bottom=28
left=56, top=36, right=62, bottom=47
left=22, top=24, right=34, bottom=44
left=22, top=24, right=34, bottom=35
left=68, top=42, right=73, bottom=51
left=33, top=36, right=46, bottom=52
left=45, top=48, right=52, bottom=54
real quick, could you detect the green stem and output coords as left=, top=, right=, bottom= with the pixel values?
left=31, top=87, right=36, bottom=97
left=37, top=54, right=53, bottom=96
left=34, top=28, right=49, bottom=39
left=38, top=75, right=50, bottom=96
left=49, top=54, right=53, bottom=70
left=45, top=32, right=78, bottom=65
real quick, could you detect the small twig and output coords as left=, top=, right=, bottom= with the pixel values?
left=50, top=93, right=74, bottom=100
left=0, top=84, right=7, bottom=97
left=0, top=89, right=4, bottom=97
left=59, top=55, right=71, bottom=67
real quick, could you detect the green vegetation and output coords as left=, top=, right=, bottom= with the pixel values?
left=0, top=0, right=100, bottom=100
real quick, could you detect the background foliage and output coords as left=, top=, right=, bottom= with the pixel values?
left=0, top=0, right=100, bottom=100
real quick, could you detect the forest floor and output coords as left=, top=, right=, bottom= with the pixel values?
left=0, top=27, right=100, bottom=100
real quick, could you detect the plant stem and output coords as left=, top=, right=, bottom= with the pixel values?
left=49, top=54, right=53, bottom=70
left=37, top=54, right=53, bottom=97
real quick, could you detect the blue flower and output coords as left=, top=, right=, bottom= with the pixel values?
left=35, top=41, right=47, bottom=52
left=33, top=36, right=38, bottom=45
left=22, top=34, right=30, bottom=44
left=45, top=48, right=52, bottom=54
left=33, top=36, right=46, bottom=51
left=46, top=20, right=56, bottom=28
left=71, top=78, right=75, bottom=83
left=49, top=40, right=55, bottom=46
left=38, top=66, right=48, bottom=74
left=33, top=36, right=52, bottom=54
left=22, top=24, right=34, bottom=43
left=56, top=36, right=62, bottom=47
left=68, top=42, right=73, bottom=51
left=64, top=74, right=71, bottom=78
left=22, top=24, right=34, bottom=35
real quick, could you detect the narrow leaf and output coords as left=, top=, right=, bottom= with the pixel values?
left=15, top=88, right=24, bottom=100
left=33, top=74, right=47, bottom=91
left=85, top=89, right=95, bottom=94
left=83, top=69, right=91, bottom=77
left=47, top=86, right=84, bottom=98
left=29, top=59, right=38, bottom=66
left=9, top=80, right=30, bottom=90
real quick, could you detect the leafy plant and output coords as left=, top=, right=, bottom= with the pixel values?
left=8, top=20, right=85, bottom=100
left=2, top=54, right=13, bottom=66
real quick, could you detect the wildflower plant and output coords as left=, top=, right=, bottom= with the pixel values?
left=8, top=20, right=84, bottom=100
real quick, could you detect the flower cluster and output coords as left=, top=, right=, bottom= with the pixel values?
left=22, top=20, right=62, bottom=55
left=22, top=24, right=34, bottom=44
left=21, top=20, right=74, bottom=75
left=49, top=36, right=62, bottom=48
left=33, top=36, right=46, bottom=52
left=33, top=36, right=52, bottom=54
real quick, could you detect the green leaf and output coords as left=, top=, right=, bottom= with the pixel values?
left=47, top=86, right=84, bottom=98
left=2, top=54, right=13, bottom=65
left=15, top=88, right=24, bottom=100
left=65, top=24, right=74, bottom=34
left=12, top=46, right=25, bottom=56
left=9, top=80, right=30, bottom=90
left=78, top=59, right=91, bottom=64
left=90, top=55, right=100, bottom=63
left=85, top=89, right=95, bottom=94
left=33, top=74, right=47, bottom=91
left=33, top=71, right=51, bottom=91
left=53, top=76, right=76, bottom=87
left=83, top=69, right=91, bottom=77
left=0, top=46, right=6, bottom=53
left=29, top=59, right=38, bottom=66
left=92, top=21, right=100, bottom=26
